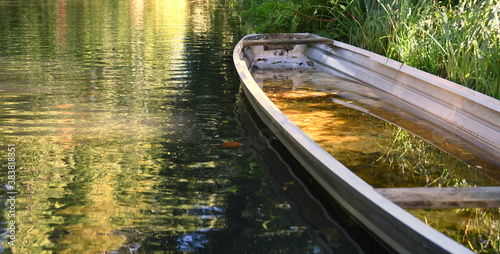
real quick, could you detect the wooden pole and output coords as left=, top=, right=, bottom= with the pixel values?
left=376, top=187, right=500, bottom=209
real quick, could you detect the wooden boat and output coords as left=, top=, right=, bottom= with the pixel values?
left=233, top=33, right=500, bottom=253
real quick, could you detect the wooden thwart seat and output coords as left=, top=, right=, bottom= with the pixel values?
left=376, top=186, right=500, bottom=209
left=242, top=38, right=333, bottom=46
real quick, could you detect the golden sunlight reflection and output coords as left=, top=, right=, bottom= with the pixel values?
left=3, top=0, right=197, bottom=252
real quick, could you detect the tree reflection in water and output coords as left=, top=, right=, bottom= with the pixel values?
left=0, top=0, right=362, bottom=253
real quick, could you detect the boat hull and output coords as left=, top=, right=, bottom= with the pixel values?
left=233, top=33, right=500, bottom=253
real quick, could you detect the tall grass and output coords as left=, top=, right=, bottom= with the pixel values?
left=241, top=0, right=500, bottom=99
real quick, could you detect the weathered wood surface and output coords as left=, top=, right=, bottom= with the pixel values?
left=376, top=187, right=500, bottom=209
left=241, top=38, right=333, bottom=46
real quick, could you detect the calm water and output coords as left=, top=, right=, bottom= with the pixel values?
left=0, top=0, right=380, bottom=253
left=2, top=1, right=497, bottom=253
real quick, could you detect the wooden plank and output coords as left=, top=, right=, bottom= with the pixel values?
left=375, top=187, right=500, bottom=209
left=242, top=38, right=333, bottom=46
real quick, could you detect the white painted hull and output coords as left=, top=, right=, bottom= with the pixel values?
left=234, top=33, right=500, bottom=253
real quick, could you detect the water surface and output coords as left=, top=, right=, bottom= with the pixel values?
left=0, top=0, right=367, bottom=253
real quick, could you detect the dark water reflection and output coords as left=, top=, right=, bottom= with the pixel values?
left=0, top=0, right=370, bottom=253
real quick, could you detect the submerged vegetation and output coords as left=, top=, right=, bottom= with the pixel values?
left=409, top=208, right=499, bottom=253
left=240, top=0, right=500, bottom=98
left=261, top=77, right=500, bottom=253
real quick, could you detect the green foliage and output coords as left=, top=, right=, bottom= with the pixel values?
left=241, top=0, right=500, bottom=99
left=240, top=0, right=342, bottom=34
left=240, top=0, right=295, bottom=33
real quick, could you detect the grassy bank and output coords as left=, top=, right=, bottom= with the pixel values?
left=240, top=0, right=499, bottom=99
